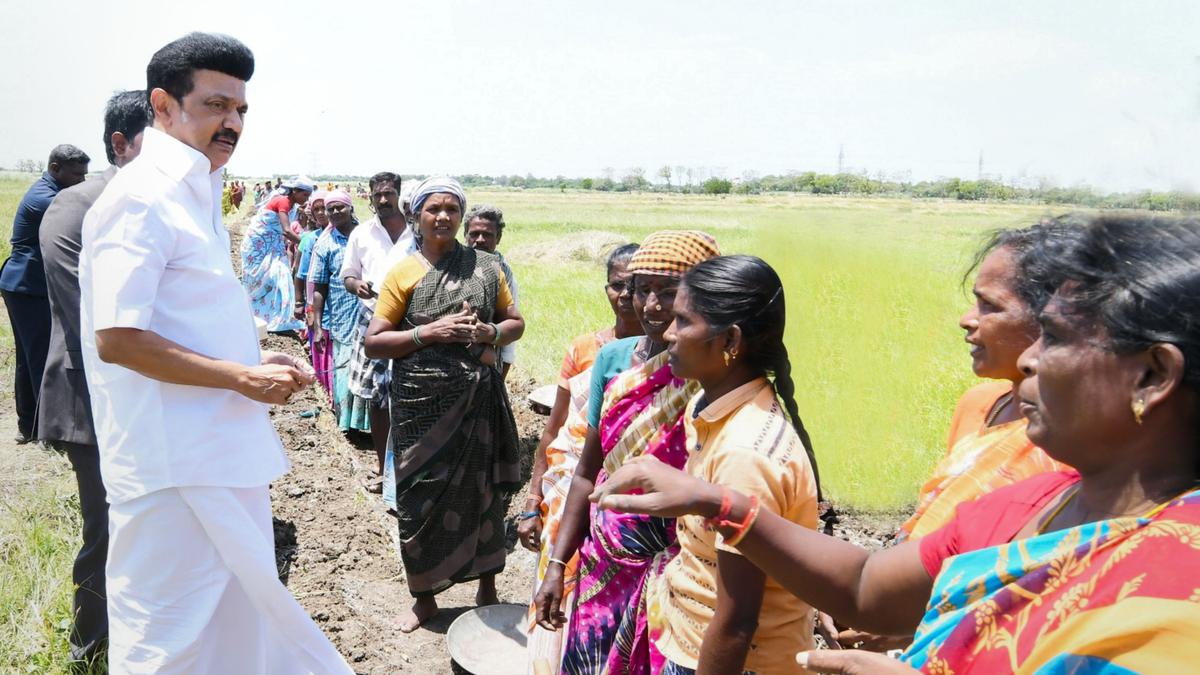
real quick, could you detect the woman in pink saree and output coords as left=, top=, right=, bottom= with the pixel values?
left=534, top=231, right=720, bottom=674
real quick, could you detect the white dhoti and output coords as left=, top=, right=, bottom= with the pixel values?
left=106, top=486, right=352, bottom=674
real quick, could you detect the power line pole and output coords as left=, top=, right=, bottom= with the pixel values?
left=977, top=149, right=984, bottom=181
left=837, top=144, right=845, bottom=174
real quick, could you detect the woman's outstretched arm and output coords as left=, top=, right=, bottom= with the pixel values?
left=591, top=457, right=934, bottom=636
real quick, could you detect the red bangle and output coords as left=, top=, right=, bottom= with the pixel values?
left=722, top=495, right=761, bottom=547
left=704, top=487, right=733, bottom=529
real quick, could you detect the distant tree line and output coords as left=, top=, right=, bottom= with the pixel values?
left=456, top=169, right=1199, bottom=211
left=7, top=159, right=47, bottom=173
left=203, top=166, right=1200, bottom=212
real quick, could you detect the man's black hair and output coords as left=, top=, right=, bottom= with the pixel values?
left=103, top=90, right=153, bottom=164
left=146, top=32, right=255, bottom=103
left=369, top=172, right=401, bottom=192
left=47, top=144, right=89, bottom=167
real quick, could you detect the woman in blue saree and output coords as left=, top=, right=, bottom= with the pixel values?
left=240, top=177, right=311, bottom=332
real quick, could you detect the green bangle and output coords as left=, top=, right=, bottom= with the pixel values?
left=412, top=325, right=424, bottom=346
left=491, top=322, right=501, bottom=344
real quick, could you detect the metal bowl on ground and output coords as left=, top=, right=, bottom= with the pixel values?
left=446, top=603, right=528, bottom=675
left=528, top=384, right=557, bottom=416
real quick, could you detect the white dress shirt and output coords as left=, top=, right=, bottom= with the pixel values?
left=340, top=215, right=416, bottom=311
left=80, top=127, right=287, bottom=504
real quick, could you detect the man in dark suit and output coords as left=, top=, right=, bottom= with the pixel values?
left=39, top=90, right=150, bottom=670
left=1, top=144, right=90, bottom=443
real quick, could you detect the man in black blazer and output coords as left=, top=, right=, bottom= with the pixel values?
left=1, top=144, right=89, bottom=442
left=38, top=90, right=151, bottom=670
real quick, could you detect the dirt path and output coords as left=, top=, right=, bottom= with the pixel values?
left=262, top=332, right=544, bottom=674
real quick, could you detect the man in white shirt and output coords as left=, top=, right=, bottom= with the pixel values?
left=342, top=172, right=415, bottom=487
left=464, top=203, right=520, bottom=380
left=79, top=32, right=350, bottom=674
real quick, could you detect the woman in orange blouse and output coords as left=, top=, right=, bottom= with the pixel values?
left=520, top=243, right=644, bottom=673
left=822, top=222, right=1080, bottom=652
left=898, top=222, right=1078, bottom=540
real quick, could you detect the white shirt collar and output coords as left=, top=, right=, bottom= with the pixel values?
left=140, top=126, right=222, bottom=183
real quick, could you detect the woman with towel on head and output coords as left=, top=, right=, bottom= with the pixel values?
left=311, top=189, right=369, bottom=432
left=365, top=176, right=526, bottom=632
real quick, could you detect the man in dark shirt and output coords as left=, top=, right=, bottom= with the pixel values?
left=39, top=91, right=150, bottom=669
left=0, top=144, right=89, bottom=443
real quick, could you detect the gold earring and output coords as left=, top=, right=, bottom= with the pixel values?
left=730, top=348, right=739, bottom=359
left=654, top=304, right=662, bottom=311
left=1132, top=398, right=1146, bottom=425
left=723, top=351, right=731, bottom=366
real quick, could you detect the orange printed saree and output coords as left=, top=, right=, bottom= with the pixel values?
left=901, top=382, right=1066, bottom=539
left=527, top=367, right=592, bottom=674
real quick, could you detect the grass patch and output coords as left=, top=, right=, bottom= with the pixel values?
left=0, top=443, right=90, bottom=674
left=468, top=189, right=1061, bottom=509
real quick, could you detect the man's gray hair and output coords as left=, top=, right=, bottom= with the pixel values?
left=464, top=203, right=505, bottom=232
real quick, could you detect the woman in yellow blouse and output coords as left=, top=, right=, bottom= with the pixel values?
left=653, top=254, right=822, bottom=675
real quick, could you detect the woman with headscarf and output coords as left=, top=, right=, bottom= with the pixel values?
left=311, top=190, right=369, bottom=432
left=296, top=191, right=333, bottom=396
left=522, top=243, right=643, bottom=673
left=533, top=230, right=720, bottom=674
left=241, top=176, right=311, bottom=333
left=364, top=176, right=525, bottom=632
left=592, top=214, right=1200, bottom=675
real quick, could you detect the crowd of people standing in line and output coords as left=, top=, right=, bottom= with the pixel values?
left=5, top=29, right=1200, bottom=675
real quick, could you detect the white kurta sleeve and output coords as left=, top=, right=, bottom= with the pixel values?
left=89, top=197, right=175, bottom=331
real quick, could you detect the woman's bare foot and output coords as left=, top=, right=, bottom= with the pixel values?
left=476, top=574, right=500, bottom=606
left=397, top=597, right=438, bottom=633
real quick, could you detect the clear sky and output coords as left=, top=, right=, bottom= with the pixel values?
left=1, top=0, right=1196, bottom=191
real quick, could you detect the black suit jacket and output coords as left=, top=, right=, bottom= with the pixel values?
left=37, top=167, right=116, bottom=445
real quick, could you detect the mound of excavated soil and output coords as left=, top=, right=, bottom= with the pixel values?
left=505, top=230, right=631, bottom=266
